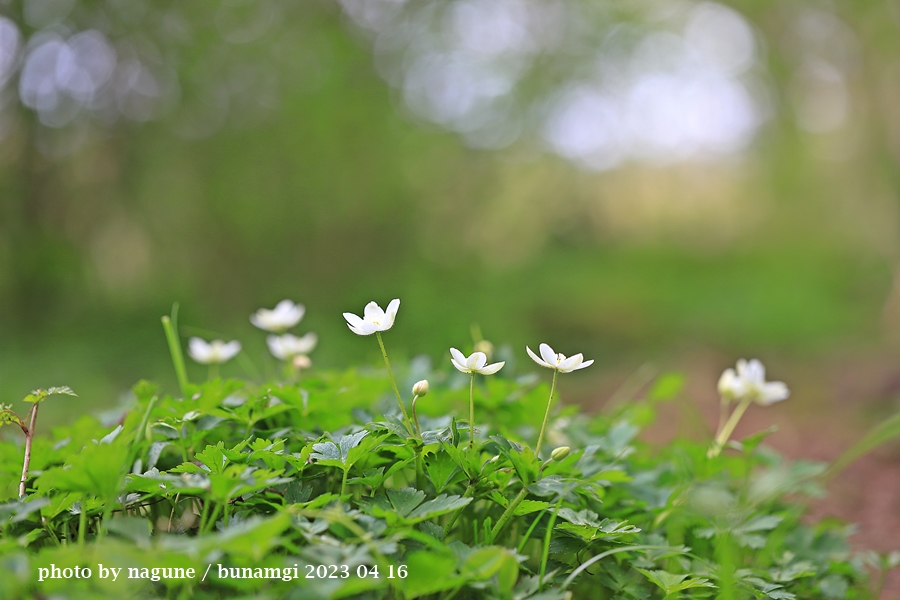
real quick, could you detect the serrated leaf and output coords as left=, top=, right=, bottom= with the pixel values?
left=636, top=569, right=716, bottom=594
left=387, top=487, right=426, bottom=517
left=408, top=494, right=472, bottom=521
left=23, top=386, right=77, bottom=404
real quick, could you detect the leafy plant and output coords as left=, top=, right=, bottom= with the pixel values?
left=0, top=301, right=894, bottom=599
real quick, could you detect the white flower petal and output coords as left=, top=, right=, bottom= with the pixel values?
left=558, top=354, right=583, bottom=372
left=382, top=299, right=400, bottom=330
left=363, top=301, right=385, bottom=323
left=267, top=335, right=287, bottom=360
left=478, top=361, right=505, bottom=375
left=450, top=348, right=467, bottom=365
left=188, top=338, right=212, bottom=364
left=539, top=343, right=558, bottom=367
left=757, top=381, right=789, bottom=406
left=220, top=341, right=242, bottom=362
left=344, top=312, right=365, bottom=328
left=527, top=346, right=551, bottom=368
left=450, top=358, right=470, bottom=373
left=569, top=359, right=594, bottom=371
left=466, top=352, right=486, bottom=370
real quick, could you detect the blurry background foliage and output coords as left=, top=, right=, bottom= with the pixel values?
left=0, top=0, right=899, bottom=424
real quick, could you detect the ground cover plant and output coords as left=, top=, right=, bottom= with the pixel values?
left=0, top=299, right=897, bottom=600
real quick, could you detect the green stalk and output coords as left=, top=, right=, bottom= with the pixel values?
left=340, top=467, right=349, bottom=497
left=208, top=364, right=219, bottom=381
left=468, top=374, right=475, bottom=449
left=539, top=497, right=564, bottom=588
left=535, top=370, right=559, bottom=457
left=161, top=304, right=189, bottom=397
left=412, top=394, right=422, bottom=438
left=78, top=499, right=87, bottom=546
left=443, top=483, right=475, bottom=536
left=375, top=332, right=413, bottom=435
left=708, top=396, right=753, bottom=458
left=490, top=485, right=529, bottom=542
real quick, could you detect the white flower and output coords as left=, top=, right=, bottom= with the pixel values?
left=343, top=299, right=400, bottom=336
left=735, top=358, right=789, bottom=406
left=250, top=300, right=305, bottom=333
left=526, top=343, right=594, bottom=373
left=412, top=380, right=429, bottom=396
left=717, top=368, right=745, bottom=400
left=266, top=333, right=318, bottom=360
left=449, top=348, right=505, bottom=375
left=188, top=338, right=241, bottom=365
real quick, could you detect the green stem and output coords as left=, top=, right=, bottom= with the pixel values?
left=412, top=394, right=422, bottom=438
left=535, top=370, right=559, bottom=457
left=78, top=499, right=87, bottom=546
left=341, top=467, right=349, bottom=497
left=375, top=332, right=413, bottom=435
left=18, top=404, right=38, bottom=498
left=443, top=483, right=475, bottom=536
left=162, top=304, right=190, bottom=397
left=539, top=497, right=564, bottom=588
left=415, top=450, right=425, bottom=491
left=468, top=374, right=475, bottom=449
left=708, top=397, right=753, bottom=458
left=491, top=485, right=529, bottom=542
left=208, top=364, right=219, bottom=381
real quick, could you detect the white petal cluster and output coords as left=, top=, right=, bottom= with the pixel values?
left=718, top=359, right=789, bottom=406
left=343, top=299, right=400, bottom=336
left=449, top=348, right=505, bottom=375
left=526, top=343, right=594, bottom=373
left=267, top=333, right=318, bottom=361
left=188, top=338, right=242, bottom=365
left=250, top=300, right=305, bottom=333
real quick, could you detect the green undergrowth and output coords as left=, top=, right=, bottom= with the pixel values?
left=0, top=363, right=893, bottom=599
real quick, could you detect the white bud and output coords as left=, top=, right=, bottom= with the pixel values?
left=412, top=380, right=429, bottom=396
left=292, top=355, right=312, bottom=370
left=550, top=446, right=570, bottom=461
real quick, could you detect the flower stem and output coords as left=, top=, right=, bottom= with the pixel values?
left=443, top=483, right=475, bottom=537
left=708, top=397, right=753, bottom=458
left=491, top=485, right=529, bottom=543
left=18, top=404, right=38, bottom=497
left=208, top=364, right=219, bottom=381
left=412, top=394, right=422, bottom=438
left=535, top=370, right=559, bottom=458
left=375, top=332, right=413, bottom=435
left=468, top=374, right=475, bottom=449
left=162, top=304, right=189, bottom=397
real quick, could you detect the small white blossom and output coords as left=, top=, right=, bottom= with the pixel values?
left=188, top=338, right=242, bottom=365
left=735, top=358, right=789, bottom=406
left=526, top=343, right=594, bottom=373
left=450, top=348, right=505, bottom=375
left=412, top=380, right=429, bottom=396
left=250, top=300, right=305, bottom=333
left=343, top=299, right=400, bottom=336
left=266, top=333, right=318, bottom=360
left=717, top=368, right=744, bottom=400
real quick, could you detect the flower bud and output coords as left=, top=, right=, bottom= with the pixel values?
left=292, top=354, right=312, bottom=370
left=489, top=455, right=500, bottom=463
left=473, top=340, right=494, bottom=360
left=412, top=379, right=429, bottom=396
left=550, top=446, right=570, bottom=462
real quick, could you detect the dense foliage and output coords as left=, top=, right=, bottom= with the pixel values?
left=0, top=327, right=892, bottom=600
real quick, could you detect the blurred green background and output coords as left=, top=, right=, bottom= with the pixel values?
left=1, top=0, right=899, bottom=430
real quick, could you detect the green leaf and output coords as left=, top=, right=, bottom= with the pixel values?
left=22, top=386, right=77, bottom=404
left=106, top=516, right=152, bottom=546
left=636, top=569, right=716, bottom=594
left=426, top=450, right=463, bottom=493
left=647, top=372, right=685, bottom=401
left=387, top=487, right=426, bottom=517
left=400, top=551, right=460, bottom=598
left=407, top=494, right=472, bottom=521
